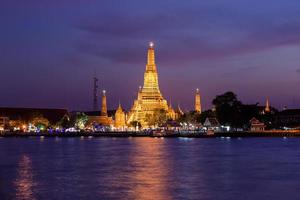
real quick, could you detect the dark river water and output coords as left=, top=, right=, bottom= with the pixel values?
left=0, top=137, right=300, bottom=200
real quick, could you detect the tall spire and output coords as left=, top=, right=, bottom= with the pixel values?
left=137, top=86, right=142, bottom=100
left=195, top=88, right=202, bottom=113
left=265, top=97, right=270, bottom=113
left=127, top=42, right=169, bottom=127
left=101, top=90, right=107, bottom=116
left=146, top=42, right=156, bottom=71
left=117, top=100, right=123, bottom=111
left=115, top=101, right=126, bottom=128
left=142, top=42, right=161, bottom=96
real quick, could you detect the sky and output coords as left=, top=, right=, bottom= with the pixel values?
left=1, top=0, right=300, bottom=111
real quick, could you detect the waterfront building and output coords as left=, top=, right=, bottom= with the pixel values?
left=84, top=90, right=114, bottom=127
left=195, top=88, right=201, bottom=113
left=249, top=117, right=265, bottom=131
left=127, top=42, right=176, bottom=127
left=83, top=110, right=115, bottom=128
left=83, top=111, right=101, bottom=127
left=0, top=116, right=9, bottom=132
left=203, top=117, right=220, bottom=131
left=114, top=103, right=126, bottom=129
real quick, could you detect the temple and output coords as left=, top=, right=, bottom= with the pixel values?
left=127, top=42, right=176, bottom=127
left=114, top=102, right=126, bottom=129
left=195, top=88, right=201, bottom=113
left=265, top=97, right=270, bottom=113
left=98, top=90, right=113, bottom=126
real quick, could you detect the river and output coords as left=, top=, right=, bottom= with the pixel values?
left=0, top=137, right=300, bottom=200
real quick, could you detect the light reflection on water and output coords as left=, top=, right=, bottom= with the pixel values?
left=129, top=138, right=171, bottom=200
left=0, top=137, right=300, bottom=200
left=14, top=155, right=36, bottom=200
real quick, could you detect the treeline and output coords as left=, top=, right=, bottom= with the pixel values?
left=179, top=91, right=277, bottom=129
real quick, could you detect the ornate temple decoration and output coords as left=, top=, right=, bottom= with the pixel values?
left=265, top=97, right=270, bottom=113
left=127, top=43, right=176, bottom=127
left=115, top=102, right=126, bottom=128
left=195, top=88, right=202, bottom=113
left=99, top=90, right=113, bottom=126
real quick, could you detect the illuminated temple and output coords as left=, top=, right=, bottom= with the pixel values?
left=127, top=42, right=176, bottom=126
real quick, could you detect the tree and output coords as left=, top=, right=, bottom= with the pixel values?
left=57, top=114, right=71, bottom=129
left=199, top=110, right=215, bottom=124
left=240, top=104, right=260, bottom=121
left=30, top=114, right=50, bottom=130
left=212, top=91, right=243, bottom=127
left=9, top=118, right=26, bottom=130
left=145, top=109, right=168, bottom=127
left=74, top=112, right=88, bottom=129
left=177, top=111, right=202, bottom=124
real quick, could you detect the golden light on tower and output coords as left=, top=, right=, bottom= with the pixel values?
left=265, top=97, right=270, bottom=113
left=195, top=88, right=202, bottom=113
left=101, top=90, right=107, bottom=116
left=127, top=42, right=177, bottom=127
left=115, top=102, right=126, bottom=129
left=98, top=89, right=113, bottom=126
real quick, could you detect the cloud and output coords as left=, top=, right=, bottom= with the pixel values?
left=1, top=0, right=300, bottom=109
left=297, top=69, right=300, bottom=74
left=74, top=2, right=300, bottom=66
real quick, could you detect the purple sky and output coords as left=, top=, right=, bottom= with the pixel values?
left=1, top=0, right=300, bottom=111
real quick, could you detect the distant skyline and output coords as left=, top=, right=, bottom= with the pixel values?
left=1, top=0, right=300, bottom=111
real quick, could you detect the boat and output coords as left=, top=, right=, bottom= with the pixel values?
left=151, top=129, right=179, bottom=137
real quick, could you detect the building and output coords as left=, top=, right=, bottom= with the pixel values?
left=114, top=103, right=126, bottom=129
left=82, top=110, right=115, bottom=127
left=258, top=98, right=276, bottom=115
left=0, top=117, right=9, bottom=132
left=83, top=111, right=101, bottom=127
left=98, top=90, right=113, bottom=126
left=83, top=90, right=114, bottom=127
left=249, top=117, right=265, bottom=131
left=127, top=42, right=175, bottom=127
left=203, top=117, right=220, bottom=130
left=195, top=88, right=201, bottom=113
left=167, top=100, right=177, bottom=120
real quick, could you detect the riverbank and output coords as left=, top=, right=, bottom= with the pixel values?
left=1, top=130, right=300, bottom=138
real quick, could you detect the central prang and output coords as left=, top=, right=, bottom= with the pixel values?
left=127, top=42, right=177, bottom=127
